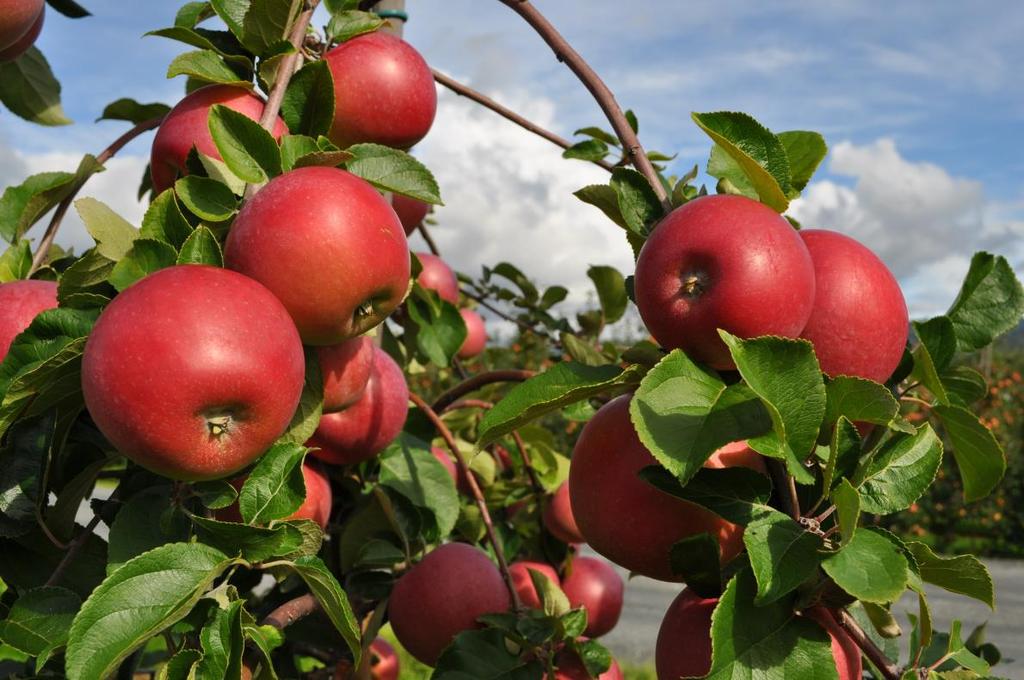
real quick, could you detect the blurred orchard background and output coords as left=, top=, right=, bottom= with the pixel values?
left=3, top=0, right=1022, bottom=676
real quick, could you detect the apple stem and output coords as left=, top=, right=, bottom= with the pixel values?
left=766, top=459, right=801, bottom=521
left=408, top=391, right=523, bottom=612
left=826, top=607, right=902, bottom=680
left=497, top=0, right=673, bottom=213
left=431, top=369, right=536, bottom=412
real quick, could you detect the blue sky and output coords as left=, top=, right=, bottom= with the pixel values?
left=2, top=0, right=1022, bottom=321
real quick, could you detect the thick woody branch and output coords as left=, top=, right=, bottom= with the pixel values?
left=497, top=0, right=671, bottom=211
left=262, top=593, right=321, bottom=630
left=408, top=392, right=522, bottom=611
left=431, top=369, right=536, bottom=412
left=432, top=69, right=614, bottom=172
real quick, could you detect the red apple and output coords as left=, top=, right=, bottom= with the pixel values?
left=798, top=230, right=909, bottom=383
left=0, top=0, right=42, bottom=55
left=389, top=542, right=511, bottom=666
left=415, top=252, right=458, bottom=304
left=81, top=265, right=305, bottom=481
left=562, top=556, right=624, bottom=638
left=150, top=85, right=287, bottom=194
left=554, top=648, right=624, bottom=680
left=457, top=309, right=486, bottom=359
left=323, top=31, right=436, bottom=149
left=215, top=461, right=332, bottom=529
left=393, top=194, right=430, bottom=235
left=0, top=2, right=42, bottom=61
left=308, top=347, right=408, bottom=465
left=225, top=167, right=410, bottom=345
left=544, top=480, right=585, bottom=545
left=0, top=279, right=57, bottom=362
left=318, top=336, right=374, bottom=412
left=569, top=395, right=766, bottom=581
left=368, top=638, right=399, bottom=680
left=431, top=446, right=475, bottom=495
left=634, top=194, right=816, bottom=370
left=655, top=590, right=862, bottom=679
left=508, top=560, right=560, bottom=610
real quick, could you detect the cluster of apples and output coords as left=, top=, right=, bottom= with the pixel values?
left=0, top=0, right=45, bottom=62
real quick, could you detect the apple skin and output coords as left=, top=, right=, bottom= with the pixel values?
left=508, top=560, right=560, bottom=610
left=389, top=542, right=511, bottom=666
left=0, top=279, right=57, bottom=362
left=431, top=446, right=475, bottom=496
left=798, top=229, right=909, bottom=383
left=0, top=2, right=42, bottom=61
left=150, top=85, right=287, bottom=194
left=81, top=265, right=305, bottom=481
left=225, top=167, right=410, bottom=345
left=393, top=194, right=430, bottom=235
left=323, top=31, right=436, bottom=149
left=634, top=194, right=816, bottom=370
left=457, top=309, right=487, bottom=359
left=318, top=336, right=374, bottom=413
left=544, top=481, right=586, bottom=545
left=215, top=461, right=332, bottom=529
left=554, top=648, right=624, bottom=680
left=655, top=590, right=862, bottom=679
left=569, top=395, right=766, bottom=582
left=308, top=346, right=408, bottom=465
left=562, top=556, right=624, bottom=638
left=0, top=0, right=42, bottom=54
left=415, top=252, right=458, bottom=304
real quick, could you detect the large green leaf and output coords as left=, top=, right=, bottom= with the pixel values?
left=906, top=542, right=994, bottom=609
left=587, top=265, right=627, bottom=324
left=933, top=404, right=1005, bottom=502
left=379, top=434, right=459, bottom=541
left=0, top=586, right=80, bottom=669
left=278, top=347, right=323, bottom=445
left=821, top=528, right=908, bottom=604
left=855, top=425, right=942, bottom=514
left=0, top=156, right=103, bottom=243
left=344, top=143, right=442, bottom=205
left=190, top=515, right=303, bottom=563
left=75, top=197, right=138, bottom=260
left=638, top=465, right=772, bottom=526
left=946, top=252, right=1024, bottom=351
left=107, top=487, right=190, bottom=574
left=280, top=60, right=335, bottom=137
left=238, top=442, right=307, bottom=525
left=433, top=628, right=543, bottom=678
left=0, top=47, right=71, bottom=126
left=193, top=599, right=245, bottom=680
left=208, top=103, right=283, bottom=184
left=777, top=130, right=827, bottom=192
left=743, top=508, right=823, bottom=605
left=823, top=376, right=901, bottom=429
left=287, top=556, right=361, bottom=664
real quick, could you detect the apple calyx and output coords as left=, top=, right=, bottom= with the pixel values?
left=680, top=271, right=709, bottom=297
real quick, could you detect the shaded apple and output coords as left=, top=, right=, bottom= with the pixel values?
left=215, top=460, right=332, bottom=529
left=415, top=252, right=458, bottom=304
left=308, top=347, right=408, bottom=465
left=544, top=480, right=585, bottom=545
left=81, top=265, right=305, bottom=481
left=318, top=335, right=374, bottom=412
left=562, top=556, right=624, bottom=638
left=333, top=638, right=399, bottom=680
left=0, top=279, right=57, bottom=361
left=554, top=648, right=624, bottom=680
left=389, top=542, right=511, bottom=666
left=0, top=2, right=42, bottom=62
left=508, top=560, right=560, bottom=610
left=225, top=167, right=410, bottom=345
left=634, top=194, right=816, bottom=369
left=393, top=194, right=430, bottom=235
left=430, top=445, right=474, bottom=496
left=457, top=309, right=486, bottom=359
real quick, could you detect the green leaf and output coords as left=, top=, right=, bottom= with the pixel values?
left=945, top=620, right=991, bottom=676
left=539, top=285, right=568, bottom=310
left=379, top=434, right=459, bottom=540
left=490, top=262, right=538, bottom=303
left=56, top=250, right=115, bottom=308
left=639, top=465, right=771, bottom=526
left=176, top=2, right=215, bottom=28
left=107, top=487, right=190, bottom=574
left=279, top=134, right=319, bottom=172
left=572, top=184, right=629, bottom=230
left=560, top=333, right=605, bottom=367
left=344, top=143, right=442, bottom=205
left=721, top=333, right=825, bottom=483
left=743, top=508, right=823, bottom=604
left=563, top=139, right=609, bottom=162
left=630, top=349, right=770, bottom=484
left=668, top=533, right=722, bottom=597
left=707, top=143, right=757, bottom=201
left=241, top=0, right=301, bottom=55
left=65, top=543, right=236, bottom=680
left=176, top=226, right=224, bottom=266
left=0, top=48, right=71, bottom=126
left=404, top=291, right=466, bottom=368
left=278, top=347, right=323, bottom=445
left=0, top=416, right=50, bottom=538
left=280, top=60, right=335, bottom=137
left=824, top=376, right=900, bottom=429
left=941, top=366, right=988, bottom=407
left=906, top=542, right=994, bottom=609
left=777, top=130, right=827, bottom=192
left=433, top=628, right=542, bottom=678
left=166, top=50, right=251, bottom=87
left=161, top=649, right=202, bottom=679
left=0, top=586, right=80, bottom=669
left=856, top=425, right=943, bottom=514
left=193, top=599, right=245, bottom=680
left=325, top=10, right=385, bottom=43
left=239, top=442, right=308, bottom=525
left=831, top=478, right=860, bottom=546
left=573, top=126, right=619, bottom=146
left=0, top=240, right=32, bottom=283
left=706, top=568, right=838, bottom=679
left=822, top=528, right=909, bottom=603
left=174, top=176, right=239, bottom=221
left=822, top=417, right=861, bottom=494
left=140, top=190, right=195, bottom=249
left=108, top=239, right=178, bottom=292
left=75, top=197, right=138, bottom=260
left=45, top=0, right=91, bottom=18
left=692, top=111, right=791, bottom=212
left=946, top=252, right=1024, bottom=351
left=194, top=480, right=239, bottom=510
left=529, top=567, right=570, bottom=617
left=610, top=167, right=663, bottom=237
left=0, top=156, right=103, bottom=243
left=208, top=103, right=282, bottom=184
left=287, top=556, right=361, bottom=664
left=933, top=404, right=1005, bottom=502
left=242, top=623, right=282, bottom=680
left=98, top=98, right=171, bottom=124
left=190, top=515, right=304, bottom=562
left=587, top=265, right=627, bottom=323
left=478, top=362, right=643, bottom=446
left=914, top=316, right=958, bottom=373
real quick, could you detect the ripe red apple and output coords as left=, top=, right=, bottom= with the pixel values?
left=415, top=252, right=458, bottom=304
left=308, top=346, right=408, bottom=465
left=323, top=31, right=436, bottom=149
left=554, top=648, right=624, bottom=680
left=634, top=194, right=816, bottom=369
left=508, top=560, right=560, bottom=610
left=150, top=85, right=287, bottom=194
left=0, top=1, right=42, bottom=62
left=215, top=460, right=332, bottom=529
left=0, top=279, right=57, bottom=362
left=318, top=336, right=374, bottom=412
left=544, top=481, right=586, bottom=545
left=81, top=265, right=305, bottom=481
left=655, top=590, right=862, bottom=679
left=798, top=230, right=909, bottom=383
left=569, top=395, right=766, bottom=582
left=389, top=542, right=511, bottom=666
left=225, top=167, right=410, bottom=345
left=392, top=194, right=430, bottom=235
left=332, top=638, right=398, bottom=680
left=457, top=309, right=486, bottom=359
left=431, top=446, right=475, bottom=495
left=562, top=556, right=624, bottom=638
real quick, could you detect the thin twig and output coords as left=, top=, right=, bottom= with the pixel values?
left=827, top=608, right=901, bottom=680
left=432, top=68, right=614, bottom=172
left=416, top=221, right=441, bottom=256
left=766, top=459, right=800, bottom=521
left=408, top=392, right=522, bottom=611
left=45, top=513, right=104, bottom=588
left=443, top=398, right=495, bottom=412
left=432, top=369, right=536, bottom=412
left=497, top=0, right=671, bottom=211
left=263, top=593, right=321, bottom=630
left=29, top=117, right=163, bottom=274
left=510, top=430, right=544, bottom=496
